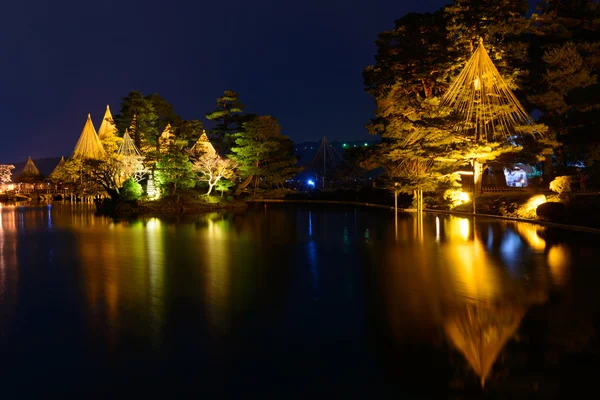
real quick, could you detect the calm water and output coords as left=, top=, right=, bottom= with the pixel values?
left=1, top=202, right=600, bottom=398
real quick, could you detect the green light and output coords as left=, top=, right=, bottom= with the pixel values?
left=364, top=143, right=368, bottom=146
left=342, top=143, right=347, bottom=147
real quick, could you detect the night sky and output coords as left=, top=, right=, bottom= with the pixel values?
left=1, top=0, right=534, bottom=163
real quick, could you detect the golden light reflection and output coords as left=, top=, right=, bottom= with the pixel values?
left=204, top=216, right=231, bottom=337
left=443, top=233, right=501, bottom=302
left=512, top=222, right=546, bottom=252
left=77, top=216, right=166, bottom=346
left=547, top=244, right=571, bottom=286
left=444, top=216, right=471, bottom=241
left=445, top=304, right=525, bottom=387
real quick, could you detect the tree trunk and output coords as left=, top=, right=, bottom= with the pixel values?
left=206, top=182, right=215, bottom=196
left=235, top=175, right=254, bottom=194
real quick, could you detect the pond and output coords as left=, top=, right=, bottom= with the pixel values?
left=1, top=202, right=599, bottom=398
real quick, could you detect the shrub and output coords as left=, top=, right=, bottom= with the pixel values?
left=536, top=202, right=566, bottom=222
left=120, top=178, right=143, bottom=202
left=549, top=176, right=573, bottom=195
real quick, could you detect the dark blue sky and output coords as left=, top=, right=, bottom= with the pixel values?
left=1, top=0, right=535, bottom=163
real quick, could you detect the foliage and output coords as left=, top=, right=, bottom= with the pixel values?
left=229, top=115, right=301, bottom=192
left=445, top=0, right=530, bottom=86
left=549, top=175, right=574, bottom=195
left=114, top=90, right=159, bottom=152
left=443, top=188, right=470, bottom=209
left=192, top=152, right=237, bottom=196
left=215, top=178, right=235, bottom=197
left=154, top=152, right=196, bottom=197
left=363, top=2, right=555, bottom=198
left=173, top=119, right=204, bottom=145
left=0, top=164, right=15, bottom=184
left=119, top=178, right=143, bottom=201
left=206, top=90, right=245, bottom=146
left=528, top=1, right=600, bottom=167
left=516, top=194, right=547, bottom=219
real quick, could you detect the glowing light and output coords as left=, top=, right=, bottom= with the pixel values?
left=435, top=216, right=440, bottom=242
left=547, top=244, right=570, bottom=286
left=364, top=143, right=368, bottom=146
left=444, top=189, right=470, bottom=209
left=517, top=194, right=546, bottom=219
left=513, top=223, right=545, bottom=251
left=146, top=218, right=161, bottom=231
left=307, top=180, right=315, bottom=187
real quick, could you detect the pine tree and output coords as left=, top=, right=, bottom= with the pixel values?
left=114, top=90, right=159, bottom=152
left=528, top=0, right=600, bottom=167
left=205, top=90, right=245, bottom=147
left=229, top=116, right=300, bottom=192
left=363, top=11, right=459, bottom=199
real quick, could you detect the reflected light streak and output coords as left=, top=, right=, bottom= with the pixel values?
left=547, top=244, right=570, bottom=286
left=308, top=211, right=312, bottom=237
left=513, top=223, right=545, bottom=252
left=435, top=216, right=440, bottom=242
left=443, top=233, right=501, bottom=302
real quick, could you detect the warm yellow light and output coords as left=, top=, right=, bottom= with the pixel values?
left=444, top=189, right=471, bottom=209
left=547, top=244, right=570, bottom=286
left=513, top=223, right=546, bottom=251
left=459, top=218, right=470, bottom=240
left=517, top=194, right=546, bottom=219
left=146, top=218, right=161, bottom=231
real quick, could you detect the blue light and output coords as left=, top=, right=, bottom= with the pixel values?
left=307, top=180, right=315, bottom=186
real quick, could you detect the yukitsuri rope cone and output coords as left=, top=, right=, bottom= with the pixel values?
left=97, top=105, right=118, bottom=140
left=22, top=156, right=40, bottom=175
left=72, top=114, right=106, bottom=159
left=118, top=130, right=141, bottom=157
left=440, top=37, right=536, bottom=143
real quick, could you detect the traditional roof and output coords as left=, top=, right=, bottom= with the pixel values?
left=191, top=131, right=216, bottom=156
left=21, top=156, right=40, bottom=175
left=72, top=113, right=106, bottom=159
left=49, top=156, right=66, bottom=177
left=439, top=38, right=534, bottom=143
left=117, top=130, right=141, bottom=157
left=98, top=105, right=117, bottom=140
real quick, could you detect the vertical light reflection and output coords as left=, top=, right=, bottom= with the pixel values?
left=145, top=217, right=165, bottom=346
left=435, top=216, right=440, bottom=243
left=547, top=244, right=571, bottom=286
left=307, top=211, right=318, bottom=298
left=204, top=216, right=231, bottom=336
left=0, top=204, right=19, bottom=311
left=512, top=222, right=546, bottom=252
left=442, top=218, right=501, bottom=302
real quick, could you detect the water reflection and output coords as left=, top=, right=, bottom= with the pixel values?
left=0, top=202, right=598, bottom=396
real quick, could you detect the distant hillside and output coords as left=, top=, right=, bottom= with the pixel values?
left=9, top=157, right=64, bottom=177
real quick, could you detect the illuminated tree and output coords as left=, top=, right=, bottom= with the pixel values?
left=229, top=115, right=300, bottom=192
left=363, top=11, right=459, bottom=201
left=119, top=178, right=143, bottom=201
left=193, top=152, right=236, bottom=196
left=0, top=164, right=14, bottom=184
left=154, top=152, right=196, bottom=197
left=114, top=90, right=159, bottom=151
left=206, top=90, right=245, bottom=146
